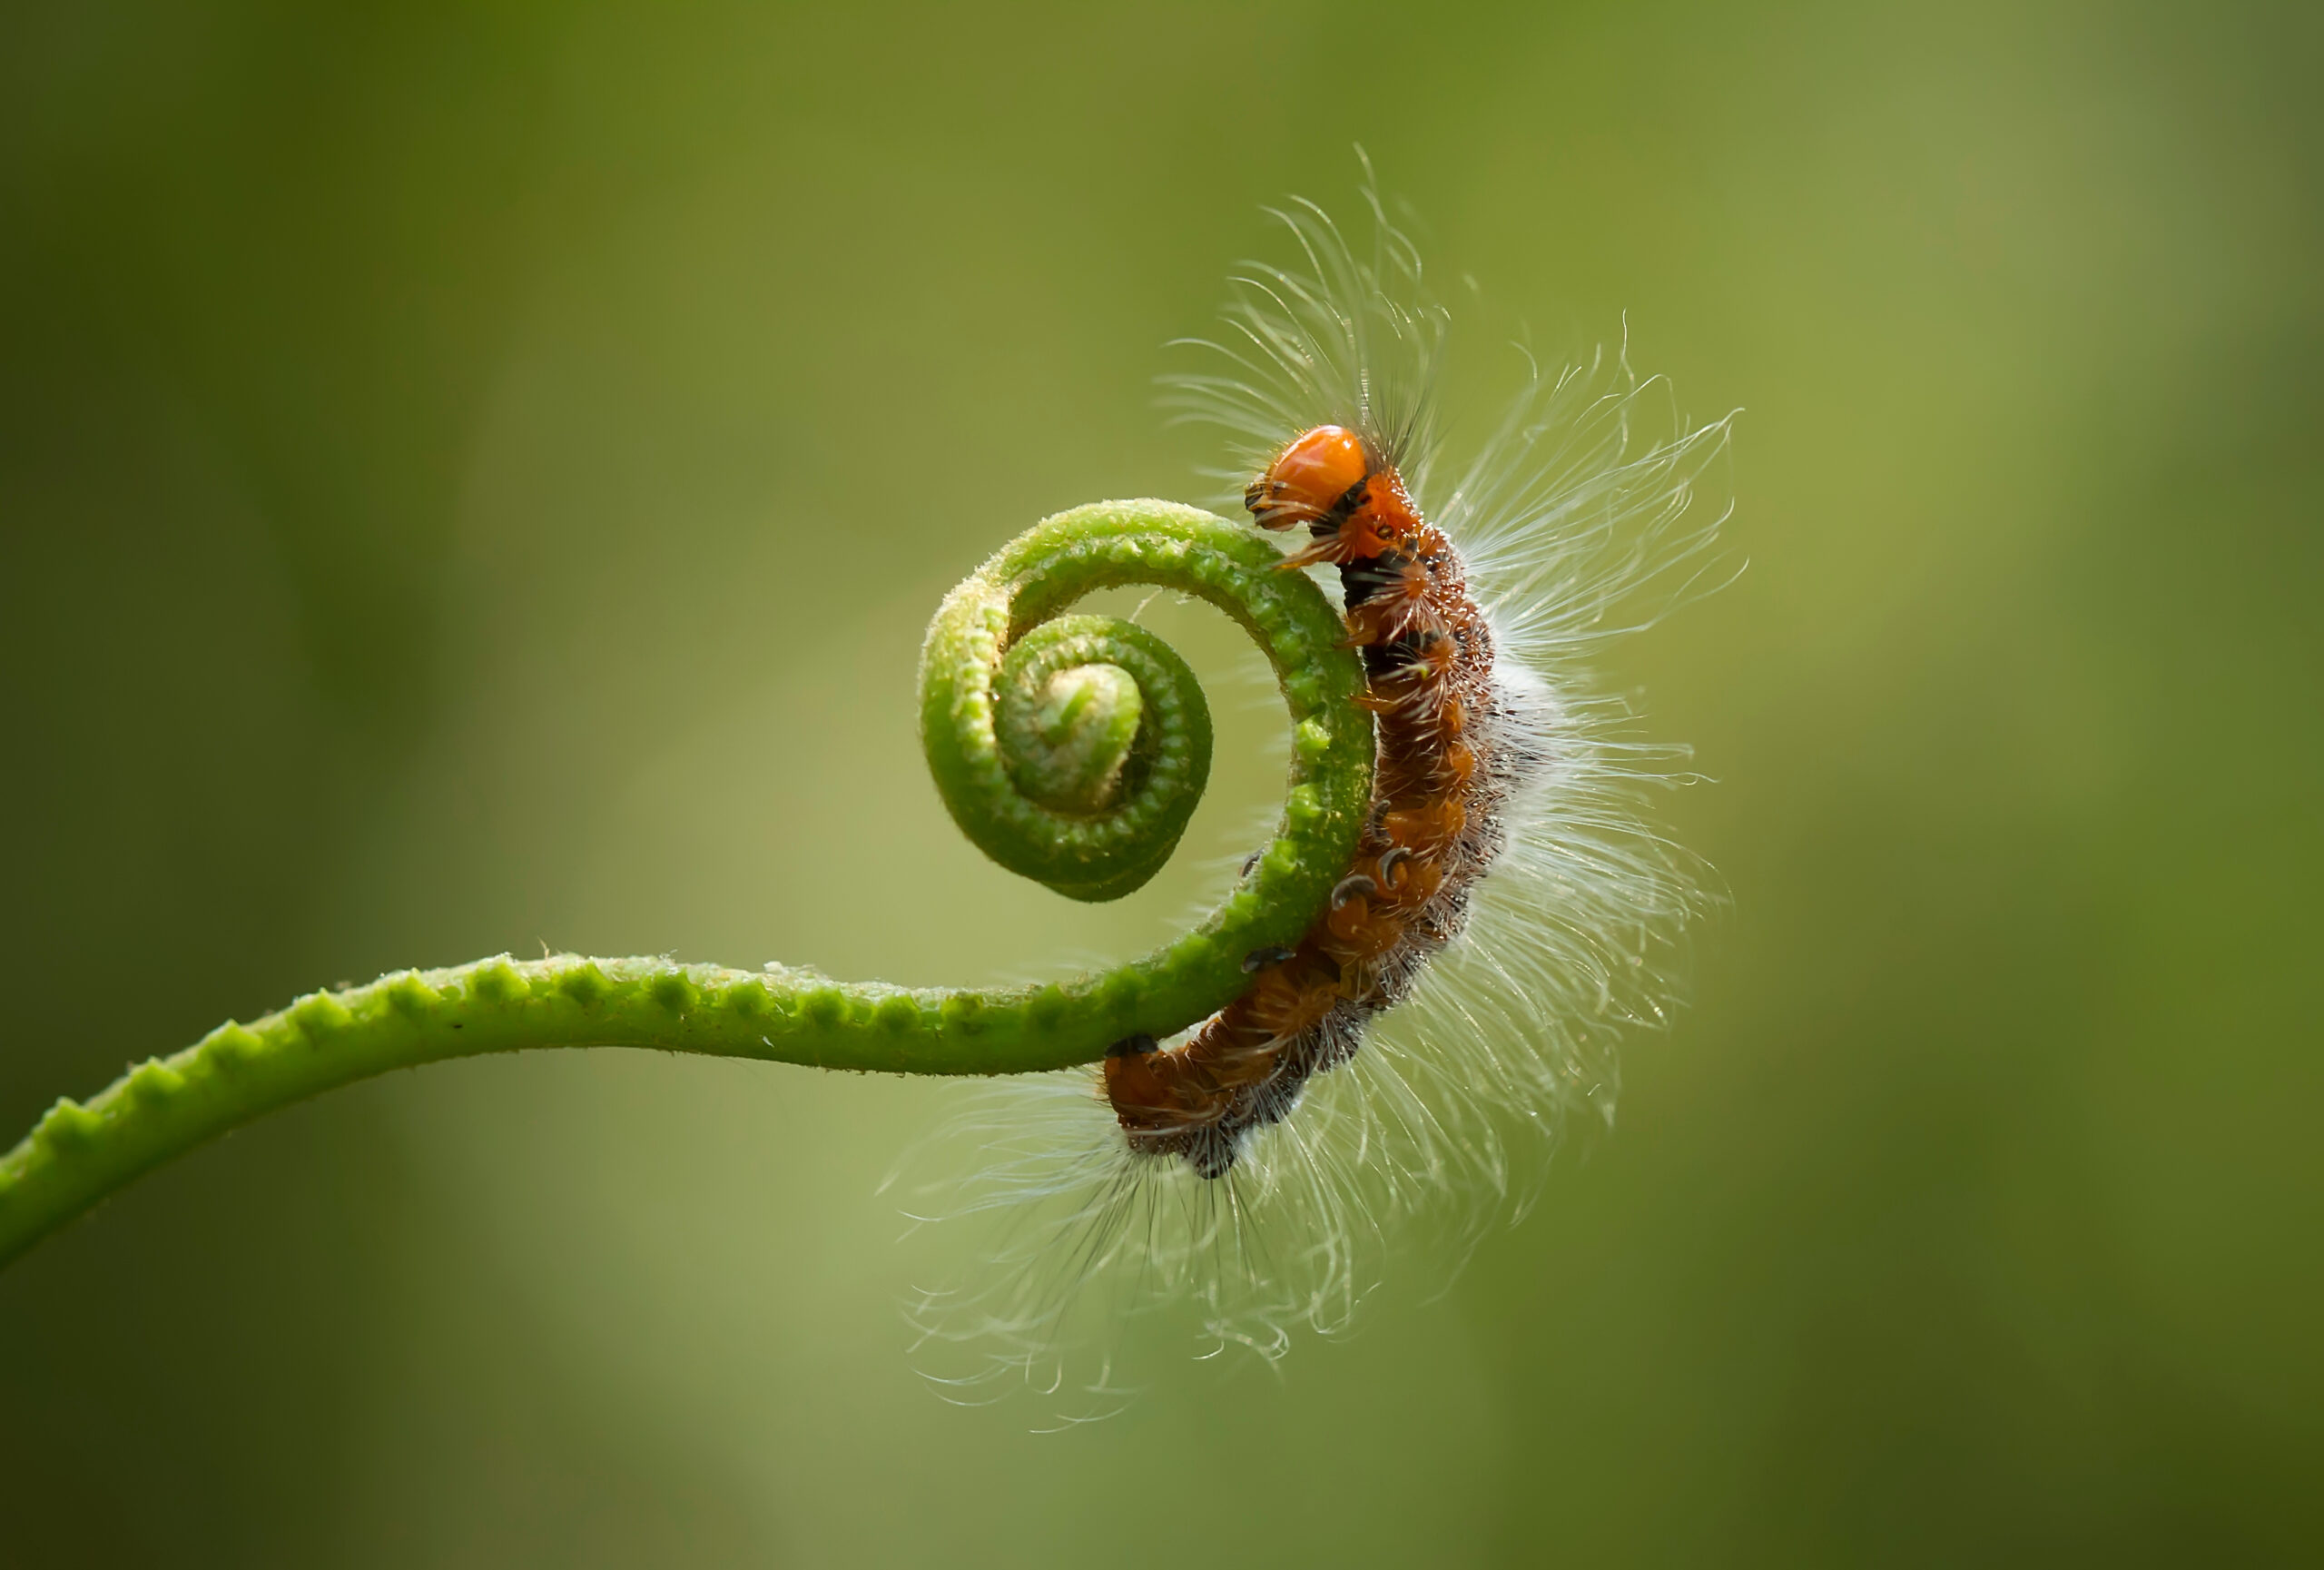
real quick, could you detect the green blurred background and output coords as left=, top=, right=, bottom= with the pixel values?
left=3, top=1, right=2317, bottom=1564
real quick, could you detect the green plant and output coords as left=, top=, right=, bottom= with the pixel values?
left=0, top=499, right=1374, bottom=1268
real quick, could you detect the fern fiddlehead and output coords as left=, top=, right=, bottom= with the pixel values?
left=0, top=499, right=1374, bottom=1267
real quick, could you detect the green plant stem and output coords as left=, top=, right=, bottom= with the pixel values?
left=0, top=500, right=1374, bottom=1268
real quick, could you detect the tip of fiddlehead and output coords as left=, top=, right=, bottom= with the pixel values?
left=994, top=615, right=1179, bottom=830
left=1004, top=663, right=1143, bottom=815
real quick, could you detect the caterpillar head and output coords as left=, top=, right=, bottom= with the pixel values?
left=1245, top=424, right=1370, bottom=529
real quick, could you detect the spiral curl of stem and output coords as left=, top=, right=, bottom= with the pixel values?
left=0, top=500, right=1374, bottom=1267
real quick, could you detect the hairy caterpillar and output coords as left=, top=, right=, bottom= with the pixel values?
left=900, top=181, right=1736, bottom=1405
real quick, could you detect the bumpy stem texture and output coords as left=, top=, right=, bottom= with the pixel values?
left=0, top=500, right=1373, bottom=1267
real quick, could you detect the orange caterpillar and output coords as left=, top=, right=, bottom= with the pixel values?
left=1103, top=422, right=1540, bottom=1177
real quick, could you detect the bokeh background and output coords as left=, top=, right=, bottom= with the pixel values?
left=4, top=1, right=2318, bottom=1564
